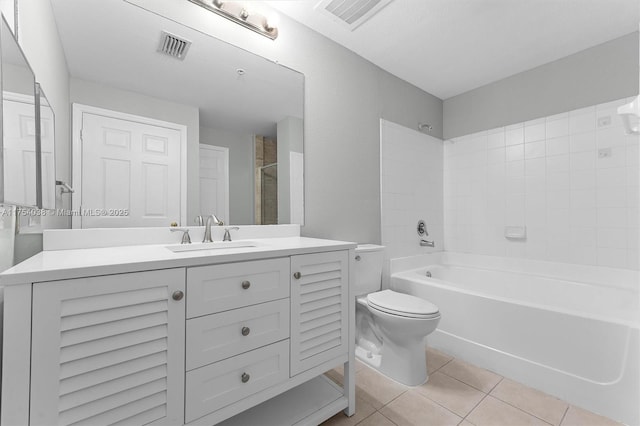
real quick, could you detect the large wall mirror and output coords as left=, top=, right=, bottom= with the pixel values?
left=1, top=14, right=37, bottom=207
left=52, top=0, right=304, bottom=228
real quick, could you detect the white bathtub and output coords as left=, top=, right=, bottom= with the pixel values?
left=390, top=252, right=640, bottom=425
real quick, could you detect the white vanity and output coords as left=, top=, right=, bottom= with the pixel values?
left=0, top=226, right=356, bottom=425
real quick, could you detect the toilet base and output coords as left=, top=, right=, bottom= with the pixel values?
left=355, top=339, right=429, bottom=387
left=355, top=344, right=381, bottom=369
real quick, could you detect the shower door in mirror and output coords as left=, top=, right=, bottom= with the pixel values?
left=73, top=105, right=186, bottom=228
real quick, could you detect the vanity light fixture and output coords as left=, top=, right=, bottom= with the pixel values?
left=188, top=0, right=279, bottom=40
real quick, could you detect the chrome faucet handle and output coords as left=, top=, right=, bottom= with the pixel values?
left=223, top=227, right=240, bottom=242
left=417, top=219, right=428, bottom=236
left=170, top=228, right=192, bottom=244
left=211, top=214, right=224, bottom=226
left=194, top=215, right=204, bottom=226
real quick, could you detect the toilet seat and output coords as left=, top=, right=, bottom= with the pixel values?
left=367, top=289, right=439, bottom=319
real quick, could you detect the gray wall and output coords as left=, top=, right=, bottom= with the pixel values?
left=444, top=32, right=639, bottom=139
left=129, top=0, right=443, bottom=245
left=69, top=78, right=201, bottom=224
left=200, top=126, right=255, bottom=225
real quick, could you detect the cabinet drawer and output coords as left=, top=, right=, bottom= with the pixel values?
left=185, top=340, right=289, bottom=423
left=187, top=258, right=290, bottom=318
left=186, top=299, right=290, bottom=370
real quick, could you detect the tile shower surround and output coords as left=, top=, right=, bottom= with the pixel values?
left=443, top=97, right=639, bottom=270
left=380, top=120, right=444, bottom=260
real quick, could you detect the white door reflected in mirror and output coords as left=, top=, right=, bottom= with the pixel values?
left=199, top=144, right=229, bottom=224
left=73, top=104, right=187, bottom=228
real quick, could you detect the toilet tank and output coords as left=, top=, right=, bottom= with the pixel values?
left=354, top=244, right=385, bottom=296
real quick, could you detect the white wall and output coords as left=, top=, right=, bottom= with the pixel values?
left=443, top=97, right=639, bottom=270
left=126, top=0, right=443, bottom=244
left=200, top=126, right=254, bottom=225
left=380, top=120, right=444, bottom=260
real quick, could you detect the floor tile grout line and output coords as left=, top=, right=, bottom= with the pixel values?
left=407, top=384, right=467, bottom=421
left=461, top=391, right=490, bottom=423
left=437, top=367, right=502, bottom=394
left=558, top=405, right=571, bottom=426
left=481, top=394, right=557, bottom=426
left=378, top=386, right=410, bottom=410
left=489, top=377, right=570, bottom=426
left=377, top=409, right=399, bottom=426
left=412, top=376, right=488, bottom=419
left=487, top=376, right=503, bottom=394
left=430, top=367, right=497, bottom=397
left=354, top=410, right=382, bottom=426
left=429, top=354, right=455, bottom=373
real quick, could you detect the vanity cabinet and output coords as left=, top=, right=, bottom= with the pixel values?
left=290, top=251, right=349, bottom=376
left=28, top=268, right=186, bottom=426
left=2, top=246, right=355, bottom=426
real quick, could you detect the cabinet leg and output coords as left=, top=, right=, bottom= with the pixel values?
left=343, top=359, right=356, bottom=416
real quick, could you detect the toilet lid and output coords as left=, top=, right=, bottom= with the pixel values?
left=367, top=290, right=439, bottom=318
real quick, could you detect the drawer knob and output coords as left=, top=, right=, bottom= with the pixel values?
left=293, top=272, right=302, bottom=280
left=241, top=372, right=250, bottom=383
left=172, top=290, right=184, bottom=301
left=355, top=255, right=361, bottom=261
left=241, top=280, right=251, bottom=290
left=241, top=326, right=250, bottom=336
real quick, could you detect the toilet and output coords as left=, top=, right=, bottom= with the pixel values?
left=354, top=244, right=440, bottom=386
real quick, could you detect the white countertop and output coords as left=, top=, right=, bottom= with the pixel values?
left=0, top=237, right=356, bottom=286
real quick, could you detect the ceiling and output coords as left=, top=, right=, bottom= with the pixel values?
left=51, top=0, right=303, bottom=138
left=267, top=0, right=640, bottom=100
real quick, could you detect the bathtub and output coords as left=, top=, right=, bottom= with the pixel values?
left=390, top=252, right=640, bottom=426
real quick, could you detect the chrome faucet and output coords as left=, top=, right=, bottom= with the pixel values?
left=420, top=239, right=435, bottom=247
left=223, top=227, right=240, bottom=241
left=417, top=219, right=435, bottom=247
left=203, top=214, right=223, bottom=243
left=170, top=228, right=191, bottom=244
left=194, top=215, right=204, bottom=226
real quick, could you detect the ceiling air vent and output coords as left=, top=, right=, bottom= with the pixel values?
left=316, top=0, right=395, bottom=31
left=158, top=31, right=192, bottom=60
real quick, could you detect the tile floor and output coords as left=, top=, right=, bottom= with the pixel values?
left=321, top=347, right=623, bottom=426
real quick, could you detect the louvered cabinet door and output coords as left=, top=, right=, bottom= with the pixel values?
left=30, top=269, right=186, bottom=426
left=290, top=250, right=349, bottom=376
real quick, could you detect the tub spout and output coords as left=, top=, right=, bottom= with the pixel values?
left=420, top=239, right=435, bottom=247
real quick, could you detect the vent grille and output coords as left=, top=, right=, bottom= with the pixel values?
left=158, top=31, right=192, bottom=60
left=316, top=0, right=394, bottom=30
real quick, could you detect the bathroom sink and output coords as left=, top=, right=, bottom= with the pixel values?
left=165, top=241, right=257, bottom=253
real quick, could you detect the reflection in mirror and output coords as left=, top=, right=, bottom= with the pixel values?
left=52, top=0, right=304, bottom=227
left=1, top=15, right=37, bottom=207
left=0, top=0, right=16, bottom=35
left=37, top=85, right=56, bottom=210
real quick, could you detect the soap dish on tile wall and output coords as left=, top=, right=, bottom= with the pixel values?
left=504, top=226, right=527, bottom=240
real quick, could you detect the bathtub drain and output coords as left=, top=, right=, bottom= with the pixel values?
left=425, top=271, right=432, bottom=278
